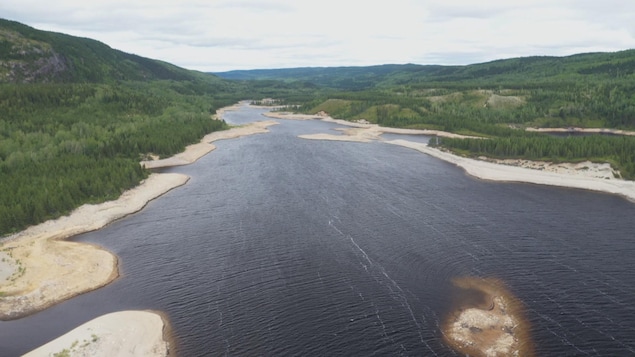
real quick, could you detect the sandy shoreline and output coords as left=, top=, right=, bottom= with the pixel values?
left=141, top=120, right=278, bottom=169
left=0, top=172, right=189, bottom=320
left=274, top=110, right=634, bottom=202
left=8, top=103, right=634, bottom=354
left=1, top=105, right=278, bottom=355
left=24, top=311, right=171, bottom=357
left=388, top=139, right=635, bottom=202
left=264, top=111, right=479, bottom=139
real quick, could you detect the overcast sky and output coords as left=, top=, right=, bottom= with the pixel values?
left=2, top=0, right=635, bottom=72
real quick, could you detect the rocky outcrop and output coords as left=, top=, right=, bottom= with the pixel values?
left=1, top=28, right=70, bottom=83
left=443, top=277, right=535, bottom=357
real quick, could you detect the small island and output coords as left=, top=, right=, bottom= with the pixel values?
left=443, top=277, right=535, bottom=357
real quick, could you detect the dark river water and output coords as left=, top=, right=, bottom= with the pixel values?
left=2, top=107, right=635, bottom=356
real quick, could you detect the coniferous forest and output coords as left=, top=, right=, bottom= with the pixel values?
left=0, top=81, right=233, bottom=234
left=3, top=17, right=635, bottom=236
left=0, top=19, right=315, bottom=236
left=222, top=51, right=635, bottom=180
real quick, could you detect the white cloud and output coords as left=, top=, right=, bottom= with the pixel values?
left=1, top=0, right=634, bottom=71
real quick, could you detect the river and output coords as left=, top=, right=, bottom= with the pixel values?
left=1, top=106, right=634, bottom=356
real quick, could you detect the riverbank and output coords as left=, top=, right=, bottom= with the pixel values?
left=282, top=111, right=635, bottom=202
left=0, top=173, right=189, bottom=320
left=263, top=111, right=478, bottom=139
left=389, top=139, right=635, bottom=203
left=141, top=120, right=278, bottom=169
left=282, top=109, right=635, bottom=354
left=23, top=311, right=172, bottom=357
left=1, top=106, right=278, bottom=354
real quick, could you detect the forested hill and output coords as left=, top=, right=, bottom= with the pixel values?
left=0, top=18, right=206, bottom=83
left=0, top=19, right=250, bottom=236
left=214, top=64, right=433, bottom=90
left=215, top=50, right=635, bottom=181
left=214, top=50, right=635, bottom=90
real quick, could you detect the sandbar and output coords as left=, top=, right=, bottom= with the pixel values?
left=1, top=108, right=278, bottom=321
left=286, top=114, right=635, bottom=202
left=264, top=111, right=478, bottom=139
left=388, top=139, right=635, bottom=202
left=264, top=111, right=325, bottom=121
left=443, top=277, right=535, bottom=357
left=299, top=127, right=382, bottom=142
left=0, top=173, right=189, bottom=320
left=214, top=102, right=243, bottom=118
left=141, top=120, right=278, bottom=169
left=24, top=310, right=171, bottom=357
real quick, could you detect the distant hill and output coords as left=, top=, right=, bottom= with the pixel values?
left=214, top=50, right=635, bottom=90
left=0, top=18, right=209, bottom=83
left=0, top=19, right=247, bottom=236
left=213, top=64, right=440, bottom=90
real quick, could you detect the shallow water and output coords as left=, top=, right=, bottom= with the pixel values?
left=1, top=107, right=635, bottom=356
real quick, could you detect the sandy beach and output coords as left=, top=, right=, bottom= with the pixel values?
left=286, top=110, right=635, bottom=354
left=141, top=120, right=278, bottom=169
left=264, top=111, right=479, bottom=139
left=24, top=311, right=171, bottom=357
left=1, top=106, right=279, bottom=355
left=388, top=139, right=635, bottom=202
left=282, top=112, right=635, bottom=202
left=0, top=173, right=189, bottom=321
left=7, top=102, right=634, bottom=354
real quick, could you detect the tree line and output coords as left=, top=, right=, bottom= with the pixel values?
left=273, top=72, right=635, bottom=180
left=436, top=135, right=635, bottom=180
left=4, top=62, right=635, bottom=235
left=0, top=80, right=235, bottom=236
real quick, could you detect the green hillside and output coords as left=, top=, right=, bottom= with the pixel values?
left=215, top=64, right=432, bottom=90
left=216, top=50, right=635, bottom=134
left=0, top=18, right=207, bottom=83
left=0, top=19, right=251, bottom=236
left=221, top=51, right=635, bottom=179
left=2, top=17, right=635, bottom=235
left=215, top=50, right=635, bottom=90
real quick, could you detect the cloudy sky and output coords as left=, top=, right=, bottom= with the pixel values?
left=2, top=0, right=635, bottom=72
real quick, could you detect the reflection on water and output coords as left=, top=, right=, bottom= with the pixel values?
left=1, top=107, right=635, bottom=356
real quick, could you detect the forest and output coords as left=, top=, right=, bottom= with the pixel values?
left=0, top=78, right=317, bottom=236
left=3, top=18, right=635, bottom=236
left=1, top=18, right=329, bottom=236
left=433, top=135, right=635, bottom=180
left=219, top=50, right=635, bottom=133
left=0, top=80, right=242, bottom=235
left=239, top=52, right=635, bottom=180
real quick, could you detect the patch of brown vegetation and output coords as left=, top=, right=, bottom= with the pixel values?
left=486, top=94, right=524, bottom=108
left=427, top=92, right=463, bottom=103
